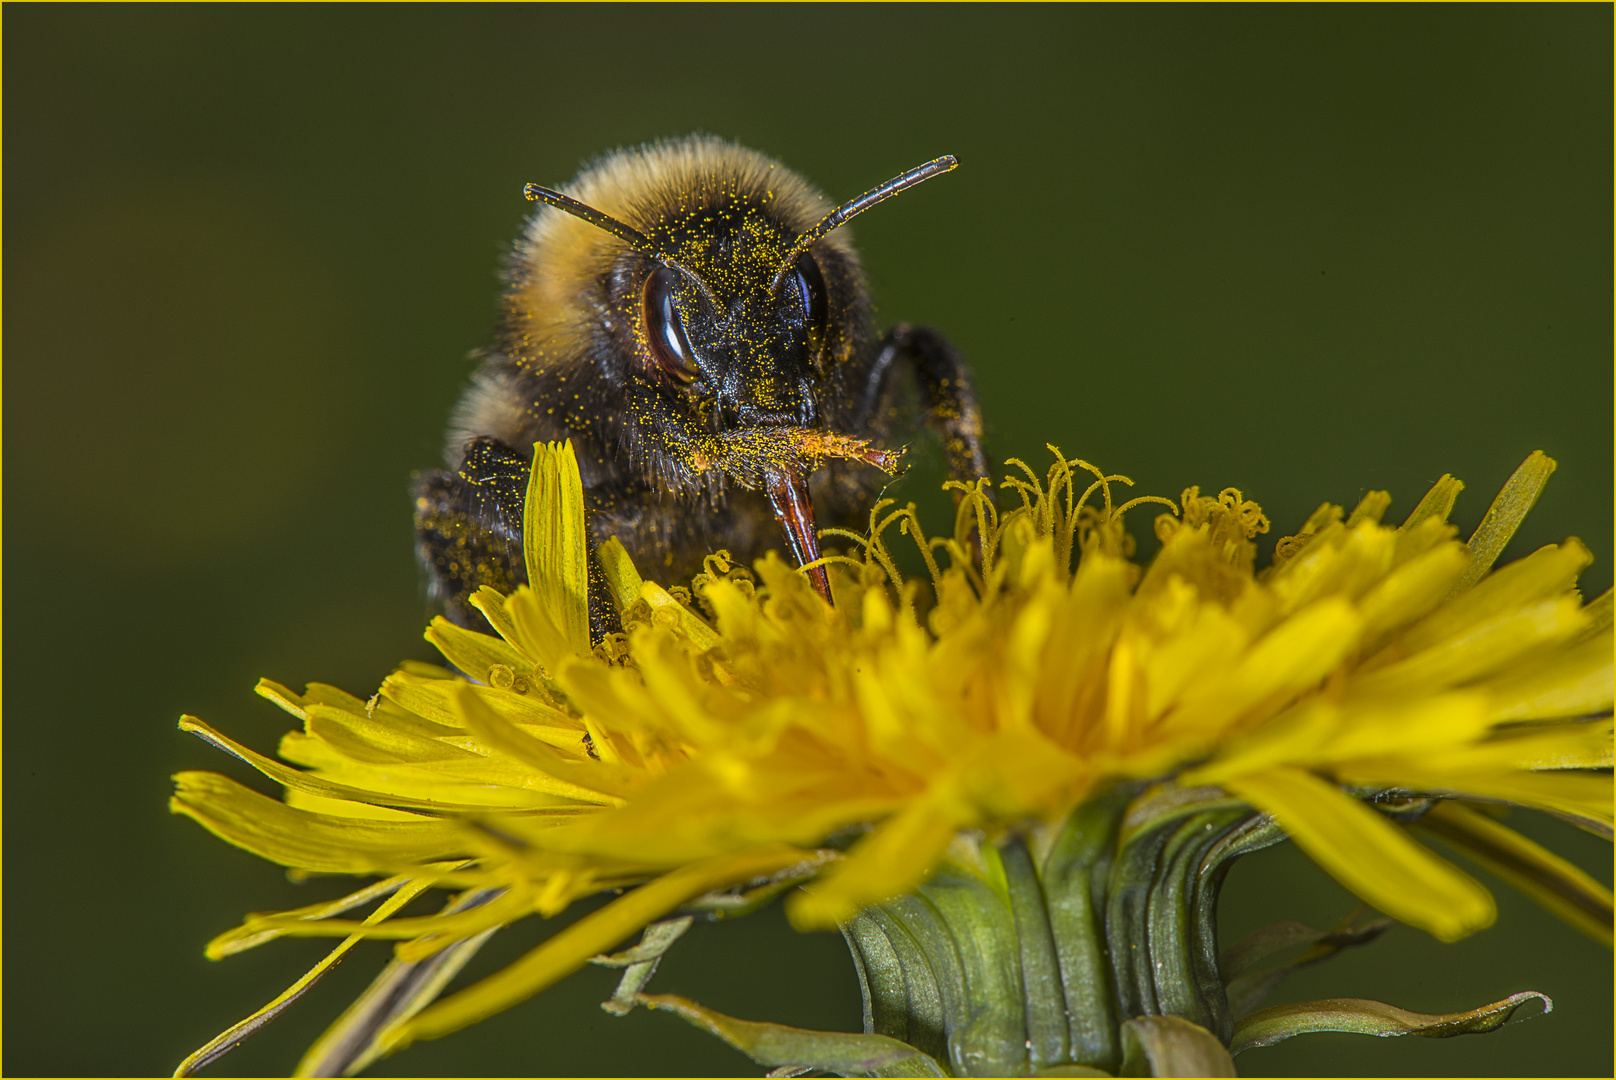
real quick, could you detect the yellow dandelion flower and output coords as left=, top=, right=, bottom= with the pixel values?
left=172, top=441, right=1611, bottom=1078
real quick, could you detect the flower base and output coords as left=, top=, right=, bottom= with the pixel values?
left=839, top=786, right=1274, bottom=1076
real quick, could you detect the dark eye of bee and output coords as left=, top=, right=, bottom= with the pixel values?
left=794, top=251, right=827, bottom=331
left=642, top=265, right=698, bottom=383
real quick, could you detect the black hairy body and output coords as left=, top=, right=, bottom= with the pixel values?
left=415, top=136, right=988, bottom=635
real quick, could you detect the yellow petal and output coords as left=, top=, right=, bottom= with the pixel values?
left=205, top=873, right=417, bottom=959
left=283, top=788, right=428, bottom=822
left=1033, top=552, right=1133, bottom=742
left=1139, top=592, right=1251, bottom=722
left=248, top=883, right=534, bottom=944
left=170, top=771, right=464, bottom=873
left=1391, top=514, right=1461, bottom=567
left=1320, top=692, right=1493, bottom=762
left=523, top=440, right=593, bottom=658
left=1399, top=540, right=1591, bottom=656
left=596, top=535, right=646, bottom=615
left=1346, top=490, right=1392, bottom=527
left=380, top=667, right=579, bottom=733
left=505, top=586, right=583, bottom=676
left=1399, top=473, right=1464, bottom=532
left=630, top=629, right=734, bottom=746
left=254, top=677, right=310, bottom=721
left=641, top=579, right=723, bottom=653
left=1572, top=587, right=1613, bottom=641
left=424, top=616, right=532, bottom=684
left=1001, top=583, right=1058, bottom=734
left=383, top=846, right=816, bottom=1051
left=1166, top=598, right=1363, bottom=736
left=1415, top=800, right=1613, bottom=947
left=1180, top=699, right=1340, bottom=786
left=787, top=790, right=967, bottom=928
left=1480, top=627, right=1615, bottom=722
left=277, top=736, right=604, bottom=809
left=1267, top=521, right=1395, bottom=615
left=1366, top=767, right=1614, bottom=831
left=179, top=717, right=547, bottom=815
left=302, top=682, right=374, bottom=714
left=1223, top=767, right=1495, bottom=942
left=304, top=703, right=475, bottom=764
left=1452, top=450, right=1556, bottom=595
left=1353, top=595, right=1586, bottom=698
left=449, top=682, right=635, bottom=802
left=467, top=585, right=522, bottom=648
left=704, top=574, right=765, bottom=650
left=1355, top=542, right=1470, bottom=648
left=173, top=876, right=435, bottom=1077
left=1347, top=721, right=1613, bottom=775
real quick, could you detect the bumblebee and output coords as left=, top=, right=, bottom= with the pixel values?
left=415, top=135, right=988, bottom=635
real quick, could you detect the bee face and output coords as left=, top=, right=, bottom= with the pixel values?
left=422, top=136, right=986, bottom=629
left=632, top=254, right=831, bottom=432
left=569, top=166, right=863, bottom=445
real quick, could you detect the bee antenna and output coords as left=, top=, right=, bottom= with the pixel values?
left=523, top=184, right=719, bottom=305
left=769, top=155, right=959, bottom=291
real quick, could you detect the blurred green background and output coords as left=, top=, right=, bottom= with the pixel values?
left=4, top=5, right=1610, bottom=1077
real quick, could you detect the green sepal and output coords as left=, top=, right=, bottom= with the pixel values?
left=684, top=863, right=829, bottom=918
left=1186, top=813, right=1286, bottom=1033
left=595, top=916, right=693, bottom=1016
left=914, top=865, right=1029, bottom=1077
left=1217, top=920, right=1327, bottom=981
left=1000, top=837, right=1071, bottom=1071
left=1039, top=788, right=1131, bottom=1069
left=1106, top=785, right=1255, bottom=1038
left=1144, top=807, right=1250, bottom=1038
left=1105, top=807, right=1173, bottom=1019
left=1230, top=991, right=1552, bottom=1055
left=638, top=993, right=948, bottom=1077
left=1116, top=784, right=1246, bottom=847
left=843, top=906, right=950, bottom=1067
left=883, top=891, right=978, bottom=1071
left=1219, top=910, right=1392, bottom=1017
left=1118, top=1015, right=1236, bottom=1077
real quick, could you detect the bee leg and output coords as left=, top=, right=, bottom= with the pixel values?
left=860, top=324, right=990, bottom=487
left=853, top=325, right=991, bottom=564
left=413, top=437, right=621, bottom=642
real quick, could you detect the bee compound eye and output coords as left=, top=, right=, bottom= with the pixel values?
left=794, top=251, right=827, bottom=331
left=641, top=265, right=698, bottom=384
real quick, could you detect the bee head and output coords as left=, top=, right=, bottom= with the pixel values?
left=507, top=141, right=954, bottom=601
left=520, top=145, right=955, bottom=453
left=628, top=209, right=832, bottom=431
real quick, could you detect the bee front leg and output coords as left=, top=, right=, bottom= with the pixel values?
left=859, top=324, right=990, bottom=487
left=414, top=437, right=621, bottom=642
left=847, top=325, right=992, bottom=566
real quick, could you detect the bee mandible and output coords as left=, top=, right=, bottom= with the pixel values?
left=415, top=135, right=989, bottom=637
